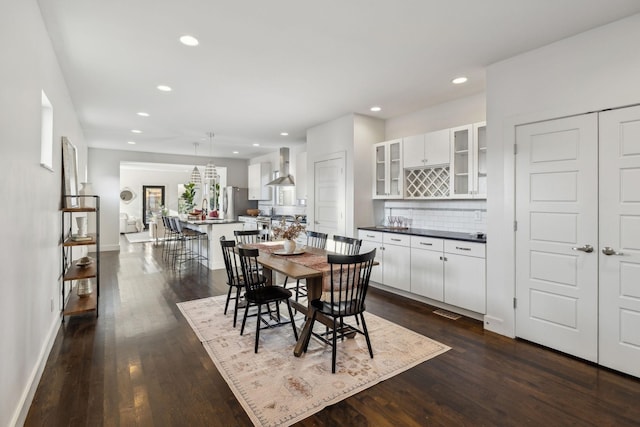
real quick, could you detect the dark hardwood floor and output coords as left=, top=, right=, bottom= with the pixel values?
left=26, top=237, right=640, bottom=426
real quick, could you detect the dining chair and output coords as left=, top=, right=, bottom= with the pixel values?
left=238, top=247, right=298, bottom=353
left=302, top=248, right=376, bottom=373
left=333, top=234, right=362, bottom=255
left=219, top=237, right=245, bottom=327
left=284, top=230, right=328, bottom=301
left=234, top=229, right=271, bottom=245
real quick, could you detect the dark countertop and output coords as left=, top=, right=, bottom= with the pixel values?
left=358, top=226, right=486, bottom=243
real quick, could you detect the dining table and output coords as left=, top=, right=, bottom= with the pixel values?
left=239, top=241, right=346, bottom=357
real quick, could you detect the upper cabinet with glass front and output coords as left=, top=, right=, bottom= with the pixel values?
left=451, top=122, right=486, bottom=199
left=373, top=139, right=403, bottom=199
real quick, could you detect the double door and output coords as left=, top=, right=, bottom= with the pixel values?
left=515, top=105, right=640, bottom=377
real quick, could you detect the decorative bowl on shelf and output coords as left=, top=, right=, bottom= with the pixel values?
left=246, top=209, right=260, bottom=216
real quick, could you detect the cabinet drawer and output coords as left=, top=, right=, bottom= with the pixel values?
left=444, top=240, right=485, bottom=258
left=383, top=233, right=410, bottom=246
left=411, top=236, right=444, bottom=251
left=358, top=230, right=383, bottom=243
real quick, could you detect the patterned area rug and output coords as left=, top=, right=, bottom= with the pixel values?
left=177, top=295, right=450, bottom=427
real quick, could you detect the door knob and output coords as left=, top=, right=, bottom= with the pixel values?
left=602, top=246, right=624, bottom=256
left=571, top=244, right=593, bottom=253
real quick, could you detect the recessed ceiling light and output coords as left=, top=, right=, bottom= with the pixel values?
left=137, top=112, right=150, bottom=117
left=452, top=76, right=468, bottom=85
left=179, top=35, right=199, bottom=46
left=157, top=85, right=172, bottom=92
left=370, top=106, right=382, bottom=112
left=280, top=132, right=289, bottom=136
left=232, top=151, right=239, bottom=154
left=131, top=129, right=142, bottom=134
left=127, top=141, right=136, bottom=145
left=253, top=143, right=260, bottom=147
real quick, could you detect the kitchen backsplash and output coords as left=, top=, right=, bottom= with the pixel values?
left=383, top=199, right=486, bottom=233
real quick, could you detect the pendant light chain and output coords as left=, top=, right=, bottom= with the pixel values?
left=204, top=131, right=217, bottom=181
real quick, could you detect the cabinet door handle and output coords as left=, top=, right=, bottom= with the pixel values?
left=366, top=234, right=375, bottom=238
left=390, top=238, right=401, bottom=242
left=440, top=256, right=447, bottom=261
left=419, top=242, right=433, bottom=246
left=456, top=246, right=471, bottom=251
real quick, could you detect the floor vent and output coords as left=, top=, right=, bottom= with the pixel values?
left=433, top=309, right=461, bottom=320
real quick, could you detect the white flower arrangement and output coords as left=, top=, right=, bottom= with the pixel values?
left=271, top=218, right=305, bottom=240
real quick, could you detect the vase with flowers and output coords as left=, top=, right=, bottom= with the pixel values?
left=271, top=218, right=306, bottom=253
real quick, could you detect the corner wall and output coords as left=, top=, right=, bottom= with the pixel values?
left=486, top=13, right=640, bottom=337
left=0, top=1, right=86, bottom=425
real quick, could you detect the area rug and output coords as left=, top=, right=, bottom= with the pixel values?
left=177, top=295, right=450, bottom=427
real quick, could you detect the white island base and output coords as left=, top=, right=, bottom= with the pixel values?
left=183, top=220, right=243, bottom=270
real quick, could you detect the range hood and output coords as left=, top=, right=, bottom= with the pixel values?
left=267, top=147, right=295, bottom=186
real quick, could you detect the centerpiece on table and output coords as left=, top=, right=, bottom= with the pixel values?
left=271, top=218, right=306, bottom=253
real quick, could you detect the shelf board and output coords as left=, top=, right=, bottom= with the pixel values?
left=63, top=233, right=97, bottom=246
left=64, top=262, right=97, bottom=281
left=455, top=173, right=469, bottom=176
left=63, top=291, right=97, bottom=316
left=62, top=207, right=97, bottom=213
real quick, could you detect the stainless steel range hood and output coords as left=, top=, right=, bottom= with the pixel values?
left=267, top=147, right=295, bottom=186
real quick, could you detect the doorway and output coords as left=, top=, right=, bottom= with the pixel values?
left=515, top=105, right=640, bottom=377
left=142, top=185, right=165, bottom=229
left=314, top=153, right=346, bottom=244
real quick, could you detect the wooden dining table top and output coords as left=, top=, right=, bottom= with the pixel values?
left=238, top=241, right=330, bottom=280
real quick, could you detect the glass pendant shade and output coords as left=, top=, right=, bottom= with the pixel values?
left=190, top=166, right=201, bottom=184
left=204, top=162, right=217, bottom=181
left=203, top=131, right=217, bottom=181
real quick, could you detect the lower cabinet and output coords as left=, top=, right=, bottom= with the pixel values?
left=361, top=229, right=486, bottom=314
left=359, top=230, right=410, bottom=290
left=443, top=240, right=486, bottom=313
left=410, top=236, right=444, bottom=301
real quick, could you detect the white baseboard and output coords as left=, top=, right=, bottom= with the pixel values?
left=11, top=315, right=61, bottom=427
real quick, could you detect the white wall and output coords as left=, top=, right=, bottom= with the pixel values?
left=306, top=113, right=385, bottom=237
left=0, top=1, right=86, bottom=425
left=486, top=13, right=640, bottom=337
left=89, top=148, right=249, bottom=251
left=385, top=92, right=486, bottom=139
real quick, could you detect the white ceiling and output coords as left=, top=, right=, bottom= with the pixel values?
left=38, top=1, right=640, bottom=159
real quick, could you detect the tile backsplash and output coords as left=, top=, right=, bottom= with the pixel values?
left=383, top=199, right=486, bottom=233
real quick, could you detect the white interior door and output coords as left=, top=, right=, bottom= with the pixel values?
left=599, top=105, right=640, bottom=377
left=515, top=114, right=599, bottom=361
left=314, top=155, right=345, bottom=239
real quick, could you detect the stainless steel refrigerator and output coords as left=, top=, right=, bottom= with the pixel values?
left=222, top=187, right=257, bottom=220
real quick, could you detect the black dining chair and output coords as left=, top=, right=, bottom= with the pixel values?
left=302, top=248, right=376, bottom=373
left=234, top=229, right=271, bottom=245
left=333, top=234, right=362, bottom=255
left=219, top=237, right=244, bottom=327
left=284, top=230, right=328, bottom=301
left=238, top=247, right=298, bottom=353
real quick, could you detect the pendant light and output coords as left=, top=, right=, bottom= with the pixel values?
left=203, top=131, right=218, bottom=181
left=189, top=142, right=202, bottom=184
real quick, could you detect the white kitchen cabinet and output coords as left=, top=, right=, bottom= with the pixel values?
left=451, top=122, right=486, bottom=199
left=358, top=230, right=410, bottom=291
left=248, top=162, right=272, bottom=201
left=443, top=240, right=486, bottom=313
left=359, top=230, right=383, bottom=283
left=295, top=151, right=307, bottom=201
left=383, top=234, right=411, bottom=291
left=403, top=129, right=450, bottom=169
left=410, top=236, right=444, bottom=301
left=373, top=139, right=403, bottom=199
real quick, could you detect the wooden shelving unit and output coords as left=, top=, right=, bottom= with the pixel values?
left=61, top=195, right=100, bottom=320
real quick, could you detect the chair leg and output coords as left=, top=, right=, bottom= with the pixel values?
left=286, top=300, right=298, bottom=341
left=331, top=317, right=338, bottom=373
left=224, top=286, right=233, bottom=315
left=360, top=313, right=373, bottom=359
left=233, top=286, right=242, bottom=328
left=255, top=304, right=262, bottom=353
left=240, top=302, right=250, bottom=336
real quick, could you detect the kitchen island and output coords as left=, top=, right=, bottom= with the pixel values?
left=182, top=219, right=243, bottom=269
